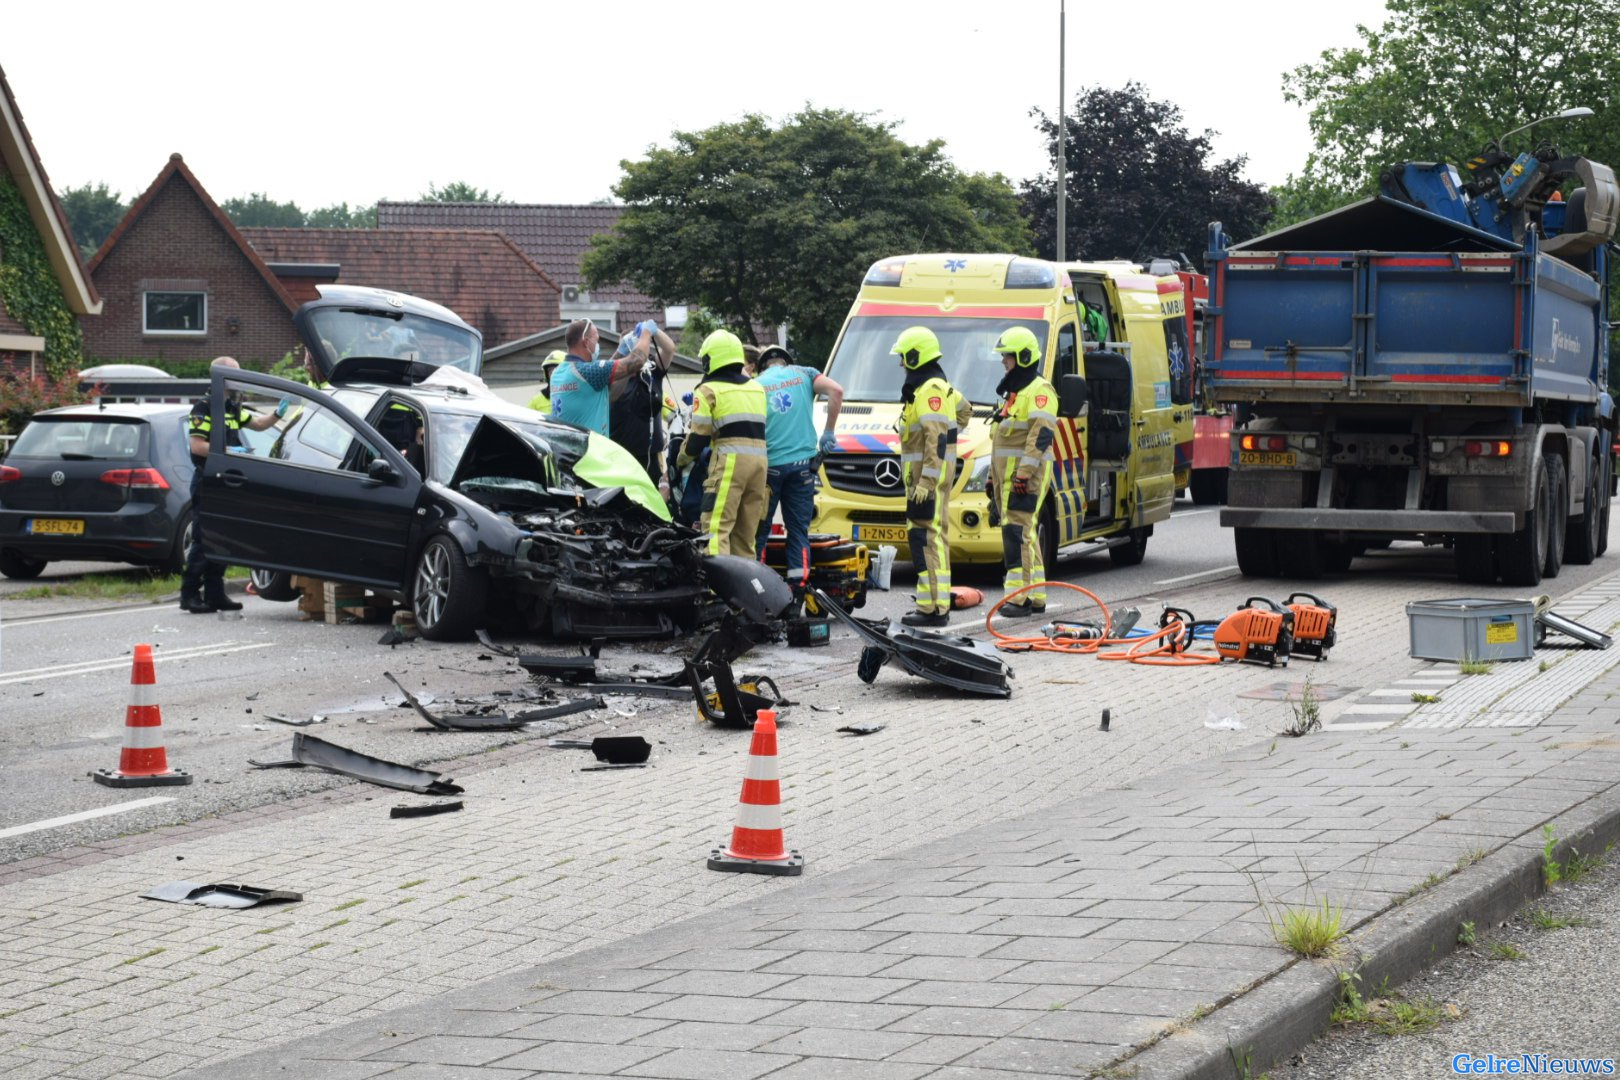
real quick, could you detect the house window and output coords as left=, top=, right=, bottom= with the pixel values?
left=144, top=292, right=207, bottom=335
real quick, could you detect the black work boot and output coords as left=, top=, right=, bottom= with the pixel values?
left=180, top=592, right=214, bottom=614
left=210, top=594, right=244, bottom=612
left=1001, top=600, right=1047, bottom=619
left=901, top=609, right=949, bottom=628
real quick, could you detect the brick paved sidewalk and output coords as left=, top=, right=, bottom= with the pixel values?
left=188, top=629, right=1620, bottom=1078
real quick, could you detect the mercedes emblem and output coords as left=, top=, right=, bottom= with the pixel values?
left=51, top=470, right=65, bottom=486
left=873, top=458, right=902, bottom=489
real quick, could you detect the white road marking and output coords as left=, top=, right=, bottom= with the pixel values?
left=0, top=797, right=175, bottom=841
left=0, top=641, right=274, bottom=686
left=1154, top=565, right=1240, bottom=586
left=1, top=603, right=190, bottom=628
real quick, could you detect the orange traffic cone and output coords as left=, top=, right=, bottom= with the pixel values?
left=93, top=644, right=192, bottom=788
left=707, top=709, right=802, bottom=876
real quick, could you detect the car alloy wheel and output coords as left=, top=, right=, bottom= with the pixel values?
left=415, top=541, right=452, bottom=630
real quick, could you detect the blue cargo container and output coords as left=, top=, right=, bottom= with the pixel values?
left=1206, top=195, right=1614, bottom=587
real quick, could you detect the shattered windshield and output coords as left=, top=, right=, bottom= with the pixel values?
left=429, top=412, right=585, bottom=486
left=308, top=308, right=481, bottom=373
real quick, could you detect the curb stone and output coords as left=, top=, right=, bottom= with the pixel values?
left=1121, top=785, right=1620, bottom=1079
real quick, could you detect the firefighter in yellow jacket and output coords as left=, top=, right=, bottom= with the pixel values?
left=893, top=326, right=972, bottom=627
left=677, top=329, right=768, bottom=557
left=985, top=326, right=1059, bottom=615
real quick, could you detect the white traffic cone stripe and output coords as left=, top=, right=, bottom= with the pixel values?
left=743, top=755, right=780, bottom=781
left=128, top=684, right=156, bottom=707
left=121, top=726, right=168, bottom=749
left=732, top=802, right=783, bottom=831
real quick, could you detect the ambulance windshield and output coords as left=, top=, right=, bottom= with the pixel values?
left=824, top=316, right=1048, bottom=406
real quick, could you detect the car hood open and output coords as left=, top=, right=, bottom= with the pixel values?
left=296, top=285, right=483, bottom=381
left=449, top=415, right=672, bottom=523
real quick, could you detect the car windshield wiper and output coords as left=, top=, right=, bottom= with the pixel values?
left=59, top=452, right=95, bottom=460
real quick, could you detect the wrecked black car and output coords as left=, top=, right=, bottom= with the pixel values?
left=194, top=290, right=710, bottom=641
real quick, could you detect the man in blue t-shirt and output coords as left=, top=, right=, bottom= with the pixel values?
left=550, top=319, right=651, bottom=435
left=752, top=345, right=844, bottom=589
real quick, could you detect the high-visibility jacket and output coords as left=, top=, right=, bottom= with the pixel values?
left=529, top=389, right=551, bottom=414
left=688, top=376, right=767, bottom=459
left=991, top=375, right=1058, bottom=487
left=899, top=375, right=971, bottom=497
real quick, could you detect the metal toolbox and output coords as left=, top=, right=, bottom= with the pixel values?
left=1406, top=598, right=1535, bottom=663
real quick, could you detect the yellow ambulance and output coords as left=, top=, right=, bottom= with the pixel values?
left=811, top=253, right=1192, bottom=569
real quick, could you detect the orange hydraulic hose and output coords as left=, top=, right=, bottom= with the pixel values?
left=986, top=581, right=1222, bottom=665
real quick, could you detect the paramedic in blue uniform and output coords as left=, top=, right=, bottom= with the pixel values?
left=550, top=319, right=650, bottom=436
left=751, top=345, right=844, bottom=590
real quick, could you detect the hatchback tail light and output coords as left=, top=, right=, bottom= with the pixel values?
left=100, top=468, right=170, bottom=490
left=0, top=465, right=20, bottom=484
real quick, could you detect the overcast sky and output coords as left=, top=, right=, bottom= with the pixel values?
left=9, top=0, right=1392, bottom=210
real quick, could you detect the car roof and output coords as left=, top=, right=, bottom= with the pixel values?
left=32, top=402, right=193, bottom=421
left=334, top=381, right=548, bottom=425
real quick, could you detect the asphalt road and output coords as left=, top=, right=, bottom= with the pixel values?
left=3, top=499, right=1615, bottom=868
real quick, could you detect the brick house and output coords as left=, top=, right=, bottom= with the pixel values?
left=239, top=228, right=562, bottom=350
left=83, top=154, right=298, bottom=367
left=0, top=66, right=101, bottom=373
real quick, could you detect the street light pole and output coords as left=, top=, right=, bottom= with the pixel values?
left=1055, top=0, right=1066, bottom=264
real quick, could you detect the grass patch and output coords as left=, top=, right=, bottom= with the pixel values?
left=1332, top=972, right=1460, bottom=1035
left=399, top=879, right=427, bottom=890
left=1410, top=692, right=1440, bottom=704
left=1266, top=895, right=1345, bottom=958
left=12, top=565, right=248, bottom=602
left=1487, top=941, right=1525, bottom=961
left=193, top=945, right=221, bottom=957
left=1563, top=843, right=1609, bottom=885
left=1458, top=658, right=1494, bottom=675
left=1457, top=921, right=1476, bottom=946
left=321, top=919, right=350, bottom=931
left=1088, top=1067, right=1139, bottom=1080
left=306, top=942, right=329, bottom=952
left=1527, top=907, right=1594, bottom=931
left=1456, top=847, right=1490, bottom=870
left=1279, top=676, right=1322, bottom=737
left=1394, top=871, right=1448, bottom=905
left=331, top=899, right=365, bottom=912
left=123, top=948, right=167, bottom=964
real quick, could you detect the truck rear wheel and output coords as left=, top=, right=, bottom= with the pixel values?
left=1543, top=454, right=1567, bottom=579
left=1565, top=456, right=1603, bottom=566
left=1190, top=468, right=1228, bottom=505
left=1278, top=534, right=1325, bottom=579
left=1233, top=527, right=1279, bottom=577
left=1498, top=459, right=1548, bottom=587
left=1454, top=536, right=1496, bottom=584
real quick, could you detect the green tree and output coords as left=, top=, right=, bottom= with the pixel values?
left=1020, top=83, right=1273, bottom=264
left=421, top=182, right=504, bottom=203
left=56, top=182, right=126, bottom=259
left=1274, top=0, right=1620, bottom=223
left=306, top=202, right=377, bottom=228
left=582, top=107, right=1030, bottom=364
left=220, top=193, right=306, bottom=227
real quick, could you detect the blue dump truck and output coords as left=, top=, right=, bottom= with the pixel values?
left=1206, top=139, right=1619, bottom=585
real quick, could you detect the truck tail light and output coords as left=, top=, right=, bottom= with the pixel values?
left=0, top=465, right=20, bottom=484
left=1240, top=435, right=1289, bottom=452
left=100, top=468, right=170, bottom=490
left=1464, top=441, right=1511, bottom=458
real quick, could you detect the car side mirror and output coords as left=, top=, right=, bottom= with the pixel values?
left=366, top=458, right=398, bottom=484
left=1058, top=374, right=1089, bottom=419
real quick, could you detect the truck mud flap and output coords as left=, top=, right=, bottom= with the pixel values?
left=289, top=733, right=464, bottom=796
left=811, top=589, right=1014, bottom=698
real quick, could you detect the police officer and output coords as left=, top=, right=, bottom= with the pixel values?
left=985, top=326, right=1059, bottom=616
left=753, top=345, right=844, bottom=591
left=527, top=350, right=567, bottom=413
left=180, top=356, right=282, bottom=614
left=893, top=326, right=972, bottom=627
left=677, top=329, right=768, bottom=557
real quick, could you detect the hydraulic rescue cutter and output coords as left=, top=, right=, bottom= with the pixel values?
left=1212, top=597, right=1296, bottom=668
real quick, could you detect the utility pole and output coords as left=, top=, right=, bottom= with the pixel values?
left=1055, top=0, right=1066, bottom=264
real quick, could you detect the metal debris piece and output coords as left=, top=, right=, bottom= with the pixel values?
left=142, top=881, right=302, bottom=908
left=474, top=629, right=521, bottom=658
left=264, top=713, right=323, bottom=727
left=379, top=626, right=415, bottom=647
left=384, top=672, right=597, bottom=731
left=289, top=732, right=463, bottom=795
left=247, top=757, right=304, bottom=769
left=1537, top=609, right=1613, bottom=650
left=836, top=723, right=886, bottom=736
left=813, top=589, right=1014, bottom=698
left=580, top=762, right=649, bottom=771
left=389, top=801, right=464, bottom=819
